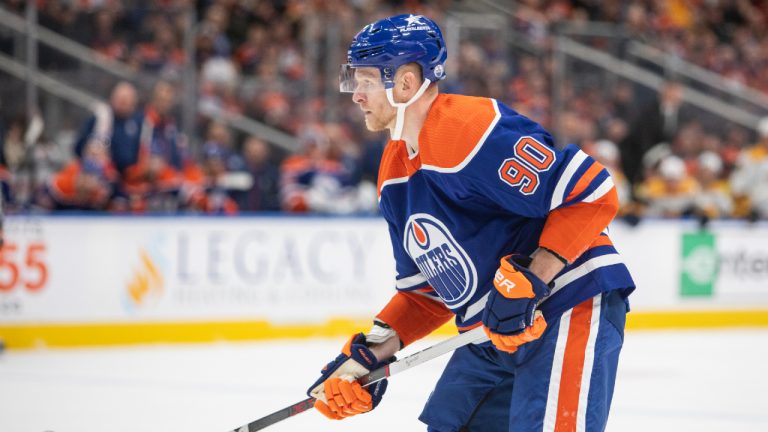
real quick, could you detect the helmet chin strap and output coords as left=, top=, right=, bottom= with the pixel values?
left=386, top=79, right=432, bottom=141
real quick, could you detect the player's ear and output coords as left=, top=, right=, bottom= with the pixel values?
left=400, top=71, right=418, bottom=94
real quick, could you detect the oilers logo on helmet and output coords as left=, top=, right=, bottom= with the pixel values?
left=404, top=213, right=478, bottom=308
left=434, top=64, right=444, bottom=78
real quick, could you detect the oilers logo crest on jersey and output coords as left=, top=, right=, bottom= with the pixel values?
left=404, top=213, right=478, bottom=308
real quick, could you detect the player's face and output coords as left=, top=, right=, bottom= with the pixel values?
left=351, top=68, right=396, bottom=132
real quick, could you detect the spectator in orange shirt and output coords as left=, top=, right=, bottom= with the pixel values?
left=44, top=140, right=118, bottom=211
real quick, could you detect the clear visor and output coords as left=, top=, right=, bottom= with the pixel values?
left=339, top=64, right=387, bottom=94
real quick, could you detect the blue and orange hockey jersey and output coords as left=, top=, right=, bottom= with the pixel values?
left=374, top=94, right=635, bottom=346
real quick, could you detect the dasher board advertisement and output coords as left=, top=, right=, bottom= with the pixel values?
left=0, top=216, right=395, bottom=323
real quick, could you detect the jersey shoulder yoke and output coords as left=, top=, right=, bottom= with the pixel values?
left=419, top=94, right=500, bottom=172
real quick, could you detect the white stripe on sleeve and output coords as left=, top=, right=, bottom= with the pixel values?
left=395, top=273, right=428, bottom=290
left=582, top=176, right=615, bottom=203
left=410, top=289, right=444, bottom=303
left=461, top=291, right=490, bottom=321
left=547, top=254, right=624, bottom=298
left=550, top=150, right=589, bottom=210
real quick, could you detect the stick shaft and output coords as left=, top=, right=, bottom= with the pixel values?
left=359, top=326, right=487, bottom=386
left=227, top=326, right=488, bottom=431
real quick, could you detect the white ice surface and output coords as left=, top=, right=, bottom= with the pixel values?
left=1, top=329, right=767, bottom=432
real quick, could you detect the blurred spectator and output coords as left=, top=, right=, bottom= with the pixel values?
left=624, top=2, right=652, bottom=42
left=36, top=0, right=77, bottom=70
left=1, top=115, right=68, bottom=209
left=640, top=142, right=672, bottom=181
left=620, top=81, right=690, bottom=187
left=202, top=121, right=244, bottom=170
left=730, top=117, right=768, bottom=219
left=189, top=141, right=241, bottom=215
left=198, top=57, right=242, bottom=116
left=0, top=117, right=28, bottom=208
left=280, top=125, right=363, bottom=214
left=720, top=126, right=750, bottom=175
left=204, top=3, right=232, bottom=55
left=74, top=81, right=141, bottom=174
left=0, top=119, right=11, bottom=209
left=27, top=133, right=69, bottom=207
left=670, top=123, right=704, bottom=164
left=91, top=9, right=128, bottom=61
left=122, top=80, right=185, bottom=212
left=235, top=24, right=267, bottom=75
left=186, top=121, right=251, bottom=214
left=43, top=140, right=118, bottom=211
left=636, top=155, right=699, bottom=217
left=130, top=18, right=185, bottom=75
left=1, top=117, right=27, bottom=174
left=239, top=136, right=280, bottom=211
left=692, top=151, right=733, bottom=219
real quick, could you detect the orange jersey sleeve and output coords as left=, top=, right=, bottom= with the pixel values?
left=375, top=290, right=454, bottom=347
left=539, top=158, right=620, bottom=263
left=539, top=185, right=620, bottom=263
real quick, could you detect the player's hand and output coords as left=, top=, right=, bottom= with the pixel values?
left=307, top=333, right=390, bottom=420
left=482, top=255, right=552, bottom=353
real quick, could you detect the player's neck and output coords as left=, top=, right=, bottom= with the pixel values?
left=395, top=89, right=439, bottom=153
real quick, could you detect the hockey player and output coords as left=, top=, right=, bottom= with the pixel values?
left=307, top=14, right=635, bottom=431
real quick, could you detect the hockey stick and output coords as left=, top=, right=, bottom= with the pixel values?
left=227, top=325, right=489, bottom=432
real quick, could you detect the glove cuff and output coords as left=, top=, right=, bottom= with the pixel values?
left=342, top=333, right=380, bottom=370
left=504, top=255, right=553, bottom=298
left=365, top=320, right=399, bottom=346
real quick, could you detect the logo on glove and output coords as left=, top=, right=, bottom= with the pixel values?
left=494, top=269, right=517, bottom=295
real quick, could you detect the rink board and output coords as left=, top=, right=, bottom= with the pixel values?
left=0, top=215, right=767, bottom=348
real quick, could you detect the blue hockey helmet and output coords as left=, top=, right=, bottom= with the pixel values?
left=340, top=14, right=447, bottom=93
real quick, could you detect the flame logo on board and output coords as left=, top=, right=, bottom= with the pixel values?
left=127, top=249, right=164, bottom=306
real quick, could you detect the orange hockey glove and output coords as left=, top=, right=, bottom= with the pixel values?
left=314, top=377, right=376, bottom=419
left=482, top=255, right=552, bottom=353
left=307, top=333, right=390, bottom=420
